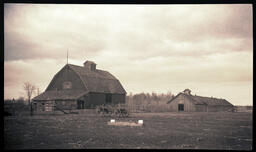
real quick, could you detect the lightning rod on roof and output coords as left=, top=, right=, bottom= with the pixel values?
left=67, top=49, right=68, bottom=64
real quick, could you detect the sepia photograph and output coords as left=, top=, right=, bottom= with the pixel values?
left=4, top=3, right=253, bottom=150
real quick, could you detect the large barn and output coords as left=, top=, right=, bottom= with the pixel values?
left=167, top=89, right=234, bottom=112
left=32, top=61, right=126, bottom=113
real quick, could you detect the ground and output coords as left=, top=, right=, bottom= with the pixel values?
left=4, top=111, right=252, bottom=150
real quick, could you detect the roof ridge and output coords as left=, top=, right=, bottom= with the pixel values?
left=167, top=92, right=231, bottom=106
left=183, top=93, right=206, bottom=105
left=82, top=76, right=118, bottom=80
left=68, top=63, right=107, bottom=71
left=192, top=94, right=224, bottom=100
left=68, top=63, right=117, bottom=79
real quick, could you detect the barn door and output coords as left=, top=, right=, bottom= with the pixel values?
left=106, top=94, right=112, bottom=104
left=77, top=100, right=85, bottom=109
left=178, top=104, right=184, bottom=111
left=81, top=100, right=84, bottom=109
left=33, top=102, right=37, bottom=111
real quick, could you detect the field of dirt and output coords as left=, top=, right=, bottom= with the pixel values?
left=4, top=111, right=252, bottom=150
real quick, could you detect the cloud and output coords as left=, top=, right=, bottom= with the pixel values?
left=4, top=4, right=253, bottom=61
left=4, top=59, right=64, bottom=98
left=4, top=4, right=111, bottom=61
left=144, top=5, right=252, bottom=41
left=4, top=4, right=253, bottom=105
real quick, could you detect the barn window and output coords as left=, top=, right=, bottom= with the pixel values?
left=63, top=81, right=72, bottom=89
left=45, top=106, right=53, bottom=111
left=178, top=104, right=184, bottom=111
left=106, top=94, right=112, bottom=104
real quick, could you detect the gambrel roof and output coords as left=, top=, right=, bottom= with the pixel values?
left=33, top=62, right=126, bottom=101
left=67, top=64, right=126, bottom=94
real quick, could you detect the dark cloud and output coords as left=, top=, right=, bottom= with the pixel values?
left=4, top=4, right=110, bottom=61
left=4, top=4, right=252, bottom=61
left=145, top=5, right=252, bottom=42
left=4, top=4, right=253, bottom=105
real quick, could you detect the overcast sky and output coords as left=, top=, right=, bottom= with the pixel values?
left=4, top=4, right=253, bottom=105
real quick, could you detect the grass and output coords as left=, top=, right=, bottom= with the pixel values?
left=4, top=111, right=252, bottom=150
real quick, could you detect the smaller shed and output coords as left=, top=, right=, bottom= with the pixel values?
left=167, top=89, right=234, bottom=112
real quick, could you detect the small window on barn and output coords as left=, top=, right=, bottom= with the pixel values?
left=178, top=104, right=184, bottom=111
left=33, top=103, right=37, bottom=111
left=63, top=81, right=72, bottom=89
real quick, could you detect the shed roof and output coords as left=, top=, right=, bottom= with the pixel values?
left=33, top=90, right=88, bottom=101
left=167, top=92, right=233, bottom=106
left=191, top=95, right=232, bottom=106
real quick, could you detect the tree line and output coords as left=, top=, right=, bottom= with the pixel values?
left=5, top=82, right=176, bottom=114
left=125, top=92, right=175, bottom=112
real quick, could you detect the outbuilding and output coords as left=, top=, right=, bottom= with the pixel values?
left=167, top=89, right=234, bottom=112
left=32, top=60, right=126, bottom=113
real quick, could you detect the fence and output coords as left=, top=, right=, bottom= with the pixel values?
left=125, top=103, right=171, bottom=113
left=4, top=102, right=31, bottom=116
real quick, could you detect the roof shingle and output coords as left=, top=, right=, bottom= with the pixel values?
left=68, top=64, right=126, bottom=94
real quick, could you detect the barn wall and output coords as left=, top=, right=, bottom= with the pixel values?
left=33, top=100, right=55, bottom=112
left=55, top=100, right=77, bottom=110
left=34, top=94, right=126, bottom=110
left=33, top=101, right=54, bottom=112
left=87, top=92, right=106, bottom=108
left=84, top=93, right=126, bottom=108
left=195, top=104, right=207, bottom=112
left=112, top=94, right=126, bottom=104
left=82, top=94, right=90, bottom=108
left=33, top=100, right=77, bottom=113
left=168, top=94, right=196, bottom=112
left=46, top=66, right=86, bottom=91
left=207, top=105, right=234, bottom=112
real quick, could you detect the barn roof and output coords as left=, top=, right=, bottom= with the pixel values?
left=33, top=90, right=88, bottom=101
left=33, top=62, right=126, bottom=101
left=191, top=95, right=232, bottom=106
left=167, top=92, right=233, bottom=106
left=68, top=64, right=126, bottom=94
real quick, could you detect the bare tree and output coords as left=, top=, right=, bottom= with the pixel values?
left=23, top=82, right=36, bottom=105
left=36, top=87, right=40, bottom=96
